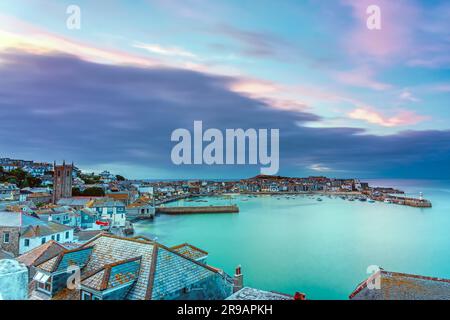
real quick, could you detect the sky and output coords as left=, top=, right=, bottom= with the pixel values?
left=0, top=0, right=449, bottom=179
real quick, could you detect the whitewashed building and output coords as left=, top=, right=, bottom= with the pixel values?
left=0, top=211, right=74, bottom=256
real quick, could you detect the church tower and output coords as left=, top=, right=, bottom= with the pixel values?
left=52, top=161, right=73, bottom=204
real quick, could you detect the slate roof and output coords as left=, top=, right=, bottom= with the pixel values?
left=21, top=222, right=73, bottom=238
left=16, top=240, right=66, bottom=267
left=34, top=206, right=75, bottom=216
left=34, top=234, right=225, bottom=300
left=170, top=243, right=208, bottom=261
left=127, top=199, right=150, bottom=209
left=57, top=197, right=96, bottom=207
left=0, top=211, right=72, bottom=238
left=75, top=230, right=105, bottom=242
left=151, top=246, right=215, bottom=299
left=38, top=247, right=93, bottom=273
left=350, top=269, right=450, bottom=300
left=226, top=287, right=293, bottom=300
left=89, top=198, right=125, bottom=208
left=82, top=257, right=141, bottom=291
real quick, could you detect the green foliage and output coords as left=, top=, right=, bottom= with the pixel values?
left=72, top=186, right=105, bottom=197
left=116, top=175, right=126, bottom=181
left=0, top=167, right=42, bottom=188
left=80, top=173, right=102, bottom=184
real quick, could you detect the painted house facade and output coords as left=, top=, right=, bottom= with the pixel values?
left=0, top=211, right=74, bottom=256
left=126, top=198, right=155, bottom=220
left=88, top=198, right=126, bottom=228
left=0, top=183, right=20, bottom=201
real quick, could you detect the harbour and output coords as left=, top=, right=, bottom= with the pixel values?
left=134, top=179, right=450, bottom=299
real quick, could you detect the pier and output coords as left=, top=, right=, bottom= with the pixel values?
left=386, top=195, right=432, bottom=208
left=156, top=205, right=239, bottom=214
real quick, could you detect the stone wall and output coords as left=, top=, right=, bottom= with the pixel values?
left=0, top=227, right=20, bottom=256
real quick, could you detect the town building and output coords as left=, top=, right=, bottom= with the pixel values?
left=22, top=163, right=53, bottom=178
left=126, top=198, right=155, bottom=220
left=34, top=206, right=80, bottom=228
left=0, top=183, right=20, bottom=201
left=57, top=197, right=100, bottom=210
left=16, top=240, right=67, bottom=280
left=0, top=211, right=74, bottom=256
left=87, top=198, right=127, bottom=228
left=30, top=234, right=234, bottom=300
left=27, top=192, right=52, bottom=205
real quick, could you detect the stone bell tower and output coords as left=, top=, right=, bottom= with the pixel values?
left=52, top=161, right=73, bottom=204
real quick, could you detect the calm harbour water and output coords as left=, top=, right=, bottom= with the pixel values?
left=134, top=179, right=450, bottom=299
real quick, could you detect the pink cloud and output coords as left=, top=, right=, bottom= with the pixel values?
left=334, top=67, right=391, bottom=90
left=348, top=107, right=429, bottom=127
left=341, top=0, right=419, bottom=61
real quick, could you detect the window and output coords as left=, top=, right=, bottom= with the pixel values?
left=65, top=231, right=70, bottom=239
left=35, top=273, right=52, bottom=293
left=3, top=232, right=9, bottom=244
left=51, top=235, right=55, bottom=240
left=82, top=291, right=92, bottom=300
left=56, top=234, right=60, bottom=241
left=41, top=237, right=46, bottom=244
left=24, top=239, right=30, bottom=247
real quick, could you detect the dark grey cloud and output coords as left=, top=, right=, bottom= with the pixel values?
left=1, top=51, right=450, bottom=179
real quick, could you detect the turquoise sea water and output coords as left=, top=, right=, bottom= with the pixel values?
left=133, top=179, right=450, bottom=299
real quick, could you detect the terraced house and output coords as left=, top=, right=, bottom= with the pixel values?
left=30, top=234, right=234, bottom=300
left=87, top=198, right=126, bottom=228
left=0, top=211, right=74, bottom=256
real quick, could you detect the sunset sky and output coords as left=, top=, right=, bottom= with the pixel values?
left=0, top=0, right=449, bottom=179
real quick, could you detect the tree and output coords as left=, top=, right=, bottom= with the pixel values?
left=72, top=187, right=105, bottom=197
left=116, top=175, right=126, bottom=181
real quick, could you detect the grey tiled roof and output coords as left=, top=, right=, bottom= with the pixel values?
left=82, top=257, right=141, bottom=291
left=57, top=198, right=92, bottom=206
left=226, top=287, right=293, bottom=300
left=350, top=270, right=450, bottom=300
left=35, top=234, right=224, bottom=300
left=0, top=211, right=73, bottom=238
left=151, top=247, right=215, bottom=299
left=82, top=235, right=155, bottom=300
left=170, top=243, right=208, bottom=261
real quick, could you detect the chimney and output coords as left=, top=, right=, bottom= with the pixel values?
left=233, top=265, right=243, bottom=293
left=294, top=292, right=306, bottom=300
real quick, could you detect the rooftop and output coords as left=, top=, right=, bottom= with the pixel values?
left=16, top=240, right=66, bottom=266
left=35, top=234, right=226, bottom=300
left=171, top=243, right=208, bottom=261
left=350, top=269, right=450, bottom=300
left=226, top=287, right=293, bottom=300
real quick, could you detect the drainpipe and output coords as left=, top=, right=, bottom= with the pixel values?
left=233, top=265, right=243, bottom=293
